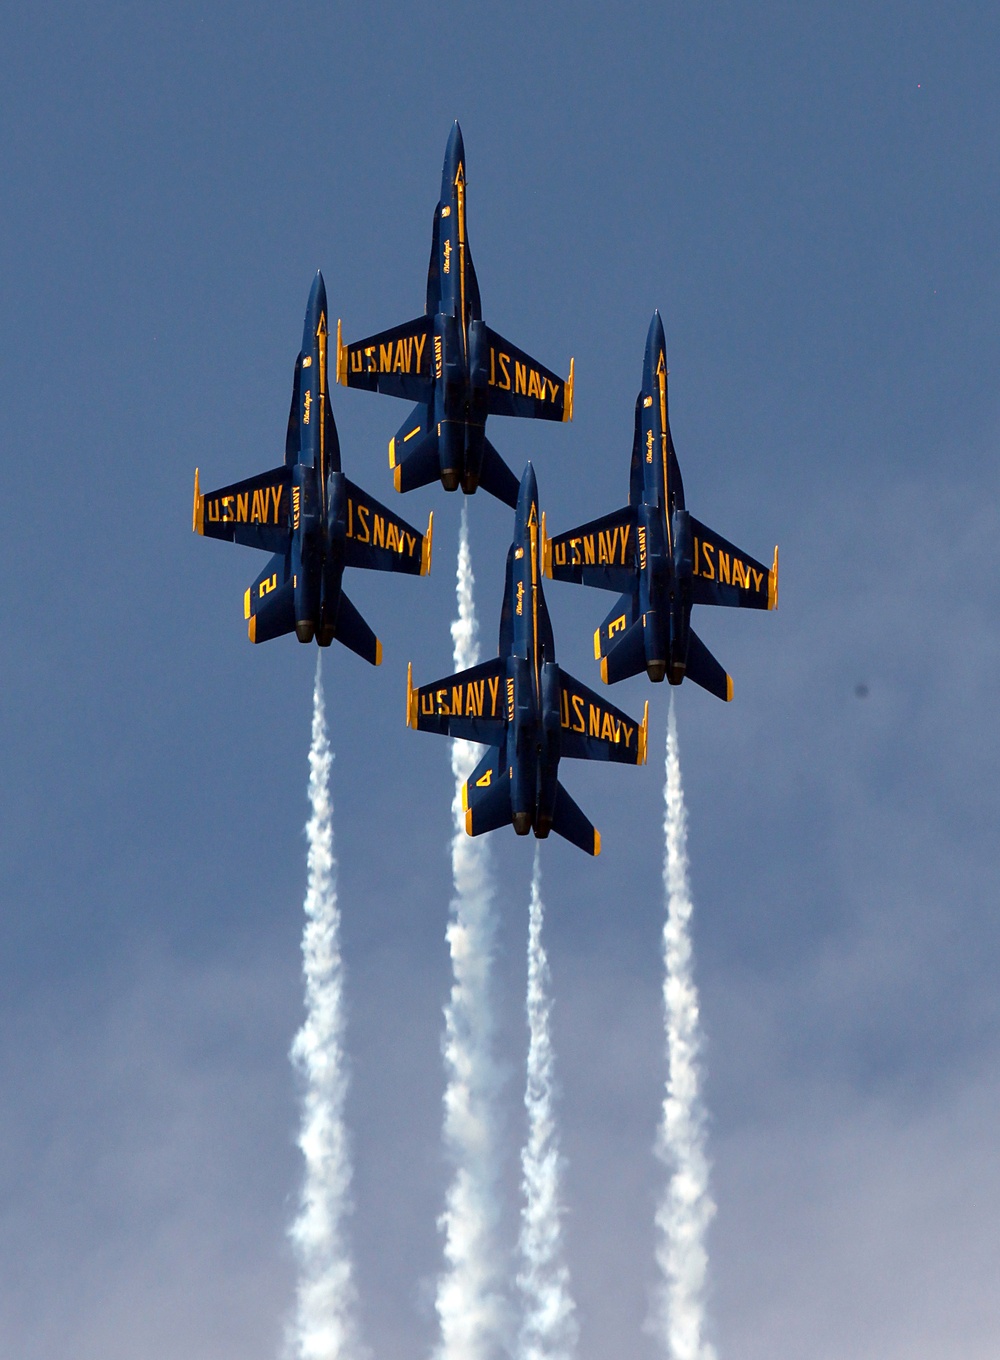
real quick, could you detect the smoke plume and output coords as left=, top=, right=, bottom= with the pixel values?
left=287, top=657, right=361, bottom=1360
left=435, top=505, right=507, bottom=1360
left=650, top=700, right=717, bottom=1360
left=517, top=847, right=577, bottom=1360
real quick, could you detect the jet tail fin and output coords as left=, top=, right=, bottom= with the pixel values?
left=551, top=782, right=601, bottom=856
left=389, top=404, right=440, bottom=495
left=685, top=627, right=733, bottom=702
left=245, top=552, right=295, bottom=644
left=333, top=591, right=382, bottom=666
left=462, top=747, right=512, bottom=837
left=594, top=592, right=645, bottom=684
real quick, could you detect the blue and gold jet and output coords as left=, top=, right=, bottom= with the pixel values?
left=337, top=123, right=574, bottom=509
left=193, top=271, right=432, bottom=654
left=542, top=312, right=778, bottom=700
left=406, top=464, right=647, bottom=855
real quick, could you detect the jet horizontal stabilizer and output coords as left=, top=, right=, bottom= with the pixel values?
left=332, top=591, right=382, bottom=666
left=550, top=782, right=600, bottom=856
left=476, top=438, right=519, bottom=509
left=599, top=612, right=648, bottom=686
left=685, top=628, right=733, bottom=702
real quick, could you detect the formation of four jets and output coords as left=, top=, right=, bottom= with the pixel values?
left=194, top=122, right=777, bottom=854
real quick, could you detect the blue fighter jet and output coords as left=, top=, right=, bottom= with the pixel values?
left=542, top=312, right=778, bottom=700
left=337, top=123, right=574, bottom=509
left=193, top=272, right=432, bottom=654
left=406, top=464, right=647, bottom=855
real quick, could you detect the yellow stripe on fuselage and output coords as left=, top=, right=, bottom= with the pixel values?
left=317, top=312, right=328, bottom=521
left=656, top=349, right=672, bottom=554
left=455, top=163, right=467, bottom=357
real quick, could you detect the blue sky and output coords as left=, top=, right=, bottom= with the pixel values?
left=1, top=4, right=998, bottom=1357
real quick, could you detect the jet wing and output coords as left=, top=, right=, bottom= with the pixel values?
left=689, top=516, right=777, bottom=611
left=406, top=657, right=507, bottom=746
left=193, top=466, right=291, bottom=554
left=337, top=316, right=434, bottom=402
left=341, top=478, right=432, bottom=576
left=543, top=506, right=636, bottom=593
left=481, top=324, right=573, bottom=422
left=557, top=667, right=648, bottom=765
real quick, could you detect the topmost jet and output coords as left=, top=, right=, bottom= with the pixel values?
left=336, top=122, right=574, bottom=509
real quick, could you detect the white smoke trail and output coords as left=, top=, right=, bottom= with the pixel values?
left=287, top=657, right=361, bottom=1360
left=516, top=847, right=577, bottom=1360
left=650, top=699, right=717, bottom=1360
left=435, top=504, right=506, bottom=1360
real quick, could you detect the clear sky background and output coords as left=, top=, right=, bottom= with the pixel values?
left=2, top=3, right=998, bottom=1357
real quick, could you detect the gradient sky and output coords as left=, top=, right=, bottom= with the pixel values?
left=2, top=4, right=998, bottom=1357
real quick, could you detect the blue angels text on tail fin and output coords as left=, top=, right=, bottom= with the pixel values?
left=195, top=271, right=431, bottom=655
left=543, top=309, right=777, bottom=697
left=406, top=464, right=646, bottom=853
left=337, top=123, right=573, bottom=505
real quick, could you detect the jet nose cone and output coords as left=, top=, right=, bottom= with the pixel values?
left=443, top=120, right=466, bottom=190
left=517, top=461, right=539, bottom=518
left=308, top=270, right=328, bottom=315
left=645, top=309, right=666, bottom=358
left=643, top=310, right=668, bottom=387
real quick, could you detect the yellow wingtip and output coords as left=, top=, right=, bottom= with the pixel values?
left=375, top=639, right=383, bottom=667
left=406, top=662, right=415, bottom=728
left=462, top=782, right=469, bottom=811
left=593, top=828, right=601, bottom=856
left=421, top=511, right=434, bottom=576
left=393, top=464, right=402, bottom=493
left=465, top=808, right=474, bottom=837
left=541, top=511, right=552, bottom=577
left=336, top=319, right=347, bottom=386
left=768, top=545, right=779, bottom=610
left=388, top=438, right=396, bottom=469
left=725, top=674, right=734, bottom=702
left=562, top=357, right=575, bottom=422
left=593, top=628, right=602, bottom=661
left=639, top=700, right=649, bottom=765
left=243, top=587, right=251, bottom=621
left=192, top=468, right=204, bottom=534
left=248, top=614, right=257, bottom=644
left=600, top=656, right=609, bottom=685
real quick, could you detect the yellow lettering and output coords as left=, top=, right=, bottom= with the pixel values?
left=451, top=684, right=462, bottom=715
left=693, top=536, right=700, bottom=575
left=528, top=368, right=542, bottom=399
left=546, top=378, right=559, bottom=403
left=570, top=538, right=582, bottom=566
left=515, top=361, right=527, bottom=395
left=236, top=492, right=249, bottom=522
left=435, top=687, right=449, bottom=715
left=420, top=691, right=434, bottom=716
left=303, top=390, right=312, bottom=425
left=434, top=335, right=443, bottom=378
left=357, top=505, right=370, bottom=544
left=414, top=333, right=427, bottom=371
left=350, top=349, right=362, bottom=374
left=609, top=614, right=626, bottom=638
left=555, top=541, right=567, bottom=567
left=221, top=496, right=235, bottom=523
left=487, top=675, right=500, bottom=714
left=584, top=535, right=596, bottom=565
left=380, top=342, right=393, bottom=372
left=752, top=568, right=763, bottom=592
left=373, top=515, right=385, bottom=549
left=475, top=768, right=492, bottom=788
left=506, top=677, right=515, bottom=722
left=207, top=499, right=220, bottom=522
left=598, top=531, right=611, bottom=564
left=346, top=497, right=353, bottom=538
left=702, top=543, right=715, bottom=580
left=622, top=722, right=634, bottom=749
left=572, top=695, right=585, bottom=732
left=589, top=704, right=601, bottom=738
left=718, top=551, right=730, bottom=585
left=393, top=340, right=406, bottom=373
left=259, top=572, right=278, bottom=597
left=498, top=352, right=511, bottom=390
left=271, top=486, right=282, bottom=523
left=602, top=711, right=617, bottom=742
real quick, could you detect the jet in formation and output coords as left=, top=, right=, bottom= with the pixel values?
left=543, top=311, right=777, bottom=699
left=193, top=271, right=432, bottom=655
left=406, top=464, right=647, bottom=855
left=337, top=122, right=574, bottom=509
